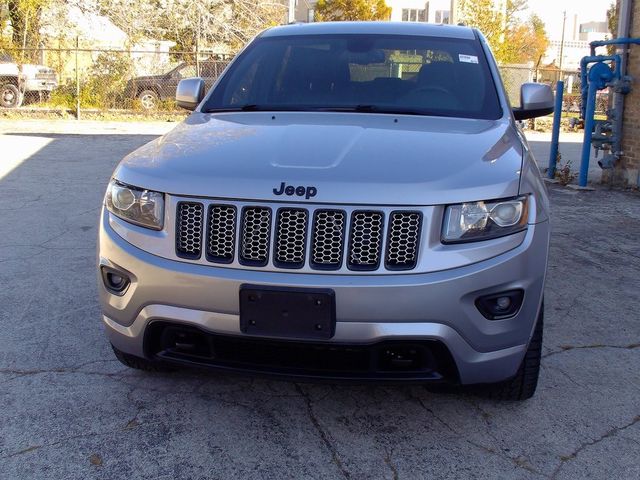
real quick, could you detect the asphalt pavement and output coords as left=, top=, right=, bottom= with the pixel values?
left=1, top=120, right=639, bottom=479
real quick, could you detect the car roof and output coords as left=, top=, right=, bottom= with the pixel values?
left=261, top=21, right=476, bottom=40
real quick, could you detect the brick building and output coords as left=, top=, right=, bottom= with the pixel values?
left=616, top=0, right=640, bottom=187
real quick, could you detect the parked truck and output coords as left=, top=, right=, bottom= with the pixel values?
left=0, top=53, right=58, bottom=108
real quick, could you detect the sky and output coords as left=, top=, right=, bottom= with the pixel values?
left=522, top=0, right=610, bottom=40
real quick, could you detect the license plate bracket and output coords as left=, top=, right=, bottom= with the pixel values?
left=239, top=285, right=336, bottom=340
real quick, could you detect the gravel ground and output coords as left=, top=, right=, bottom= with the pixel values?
left=1, top=120, right=639, bottom=479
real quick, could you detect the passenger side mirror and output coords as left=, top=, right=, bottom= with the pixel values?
left=176, top=78, right=205, bottom=111
left=512, top=83, right=554, bottom=120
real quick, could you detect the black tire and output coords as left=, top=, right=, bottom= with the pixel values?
left=111, top=344, right=174, bottom=372
left=137, top=89, right=159, bottom=110
left=1, top=83, right=22, bottom=108
left=479, top=304, right=544, bottom=401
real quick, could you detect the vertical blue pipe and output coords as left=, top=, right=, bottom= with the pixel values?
left=548, top=80, right=564, bottom=178
left=579, top=81, right=598, bottom=187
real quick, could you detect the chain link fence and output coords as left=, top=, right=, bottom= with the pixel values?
left=499, top=65, right=609, bottom=116
left=1, top=45, right=232, bottom=116
left=1, top=45, right=608, bottom=119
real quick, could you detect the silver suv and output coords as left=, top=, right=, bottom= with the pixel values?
left=98, top=22, right=553, bottom=400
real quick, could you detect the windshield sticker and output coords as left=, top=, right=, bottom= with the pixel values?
left=459, top=54, right=479, bottom=64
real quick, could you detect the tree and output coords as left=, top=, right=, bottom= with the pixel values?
left=6, top=0, right=50, bottom=51
left=501, top=14, right=549, bottom=64
left=606, top=2, right=618, bottom=54
left=457, top=0, right=549, bottom=65
left=314, top=0, right=391, bottom=22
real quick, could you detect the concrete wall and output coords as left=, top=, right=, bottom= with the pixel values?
left=617, top=0, right=640, bottom=186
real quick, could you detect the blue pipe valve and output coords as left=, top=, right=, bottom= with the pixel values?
left=588, top=62, right=615, bottom=89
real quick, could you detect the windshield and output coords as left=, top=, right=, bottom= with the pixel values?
left=203, top=33, right=502, bottom=119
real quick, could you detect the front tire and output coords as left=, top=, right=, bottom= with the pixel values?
left=479, top=304, right=543, bottom=401
left=1, top=83, right=22, bottom=108
left=137, top=89, right=159, bottom=110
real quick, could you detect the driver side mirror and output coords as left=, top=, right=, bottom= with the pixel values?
left=512, top=83, right=554, bottom=120
left=176, top=78, right=205, bottom=111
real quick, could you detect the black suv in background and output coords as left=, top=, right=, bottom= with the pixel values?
left=125, top=59, right=229, bottom=110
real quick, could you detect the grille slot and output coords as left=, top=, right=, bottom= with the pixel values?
left=176, top=202, right=204, bottom=259
left=348, top=211, right=384, bottom=270
left=206, top=205, right=237, bottom=263
left=311, top=210, right=346, bottom=269
left=274, top=209, right=308, bottom=268
left=240, top=207, right=272, bottom=266
left=386, top=212, right=422, bottom=270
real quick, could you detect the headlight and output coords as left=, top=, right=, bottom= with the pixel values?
left=105, top=179, right=164, bottom=230
left=442, top=196, right=528, bottom=243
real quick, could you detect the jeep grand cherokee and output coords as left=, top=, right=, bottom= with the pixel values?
left=98, top=22, right=553, bottom=400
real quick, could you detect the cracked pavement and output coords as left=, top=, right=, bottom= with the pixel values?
left=1, top=120, right=639, bottom=479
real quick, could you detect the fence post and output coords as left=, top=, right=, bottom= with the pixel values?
left=75, top=37, right=80, bottom=120
left=548, top=80, right=564, bottom=178
left=196, top=13, right=201, bottom=77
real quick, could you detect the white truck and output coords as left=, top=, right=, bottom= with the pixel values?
left=0, top=53, right=58, bottom=108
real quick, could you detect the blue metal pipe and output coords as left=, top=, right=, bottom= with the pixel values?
left=548, top=80, right=564, bottom=179
left=590, top=37, right=640, bottom=56
left=579, top=55, right=621, bottom=120
left=579, top=81, right=598, bottom=187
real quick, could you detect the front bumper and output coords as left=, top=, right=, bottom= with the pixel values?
left=24, top=79, right=57, bottom=92
left=99, top=210, right=549, bottom=384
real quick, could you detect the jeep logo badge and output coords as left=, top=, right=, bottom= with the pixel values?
left=273, top=182, right=317, bottom=200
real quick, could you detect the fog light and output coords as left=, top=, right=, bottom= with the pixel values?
left=101, top=266, right=130, bottom=295
left=475, top=290, right=524, bottom=320
left=496, top=296, right=511, bottom=310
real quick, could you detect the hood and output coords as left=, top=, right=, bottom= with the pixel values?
left=114, top=112, right=523, bottom=206
left=130, top=74, right=167, bottom=82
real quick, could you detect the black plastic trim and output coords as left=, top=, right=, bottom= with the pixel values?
left=205, top=204, right=237, bottom=264
left=100, top=265, right=131, bottom=296
left=272, top=207, right=308, bottom=269
left=384, top=210, right=423, bottom=271
left=175, top=201, right=204, bottom=260
left=143, top=321, right=460, bottom=383
left=347, top=210, right=385, bottom=271
left=309, top=209, right=347, bottom=271
left=238, top=206, right=272, bottom=267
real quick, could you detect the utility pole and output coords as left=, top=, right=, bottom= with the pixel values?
left=558, top=10, right=566, bottom=81
left=288, top=0, right=295, bottom=23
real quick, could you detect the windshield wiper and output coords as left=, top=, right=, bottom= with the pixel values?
left=318, top=105, right=434, bottom=116
left=204, top=104, right=262, bottom=112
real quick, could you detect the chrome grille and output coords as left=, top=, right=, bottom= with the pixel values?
left=275, top=209, right=308, bottom=267
left=176, top=202, right=204, bottom=258
left=311, top=210, right=345, bottom=269
left=240, top=207, right=272, bottom=265
left=206, top=205, right=236, bottom=263
left=348, top=211, right=384, bottom=270
left=386, top=212, right=422, bottom=270
left=174, top=202, right=422, bottom=272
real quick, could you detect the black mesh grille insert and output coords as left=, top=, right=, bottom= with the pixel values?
left=348, top=211, right=384, bottom=270
left=275, top=209, right=308, bottom=268
left=240, top=207, right=272, bottom=265
left=206, top=205, right=237, bottom=263
left=311, top=210, right=346, bottom=269
left=174, top=202, right=422, bottom=272
left=386, top=212, right=422, bottom=270
left=176, top=202, right=204, bottom=258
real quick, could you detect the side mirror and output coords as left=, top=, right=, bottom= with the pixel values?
left=176, top=78, right=205, bottom=111
left=512, top=83, right=554, bottom=120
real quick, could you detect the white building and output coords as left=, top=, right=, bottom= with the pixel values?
left=295, top=0, right=455, bottom=24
